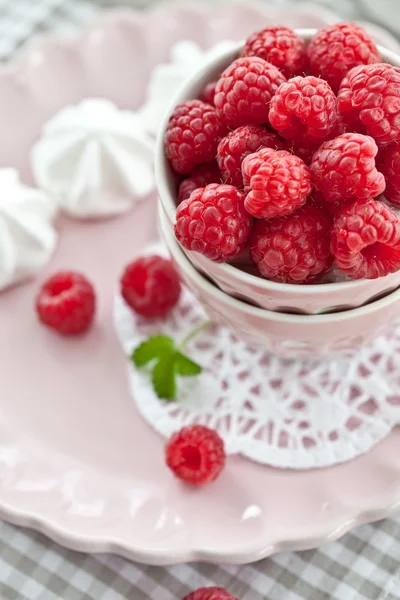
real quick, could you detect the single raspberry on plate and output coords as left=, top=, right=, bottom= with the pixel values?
left=120, top=255, right=181, bottom=318
left=310, top=133, right=385, bottom=203
left=214, top=57, right=286, bottom=128
left=164, top=100, right=226, bottom=174
left=175, top=183, right=253, bottom=262
left=178, top=162, right=221, bottom=203
left=250, top=204, right=334, bottom=284
left=337, top=63, right=400, bottom=147
left=269, top=76, right=337, bottom=144
left=217, top=125, right=284, bottom=188
left=307, top=23, right=380, bottom=93
left=36, top=271, right=96, bottom=335
left=242, top=147, right=312, bottom=219
left=166, top=425, right=226, bottom=485
left=183, top=588, right=238, bottom=600
left=200, top=80, right=218, bottom=105
left=242, top=25, right=307, bottom=78
left=331, top=198, right=400, bottom=279
left=377, top=143, right=400, bottom=206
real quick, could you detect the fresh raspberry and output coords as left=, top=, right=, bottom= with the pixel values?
left=261, top=99, right=344, bottom=167
left=310, top=133, right=385, bottom=203
left=337, top=63, right=400, bottom=147
left=307, top=191, right=339, bottom=217
left=332, top=114, right=347, bottom=136
left=164, top=100, right=226, bottom=174
left=178, top=162, right=221, bottom=202
left=120, top=255, right=181, bottom=318
left=250, top=204, right=333, bottom=283
left=269, top=76, right=337, bottom=144
left=377, top=143, right=400, bottom=206
left=214, top=57, right=286, bottom=128
left=36, top=271, right=96, bottom=335
left=331, top=198, right=400, bottom=279
left=165, top=425, right=225, bottom=485
left=175, top=183, right=253, bottom=262
left=183, top=588, right=238, bottom=600
left=217, top=125, right=284, bottom=188
left=242, top=25, right=307, bottom=78
left=242, top=148, right=312, bottom=219
left=200, top=80, right=218, bottom=105
left=307, top=23, right=380, bottom=93
left=288, top=116, right=347, bottom=166
left=287, top=139, right=319, bottom=165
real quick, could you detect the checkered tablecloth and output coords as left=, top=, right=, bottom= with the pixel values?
left=1, top=1, right=400, bottom=599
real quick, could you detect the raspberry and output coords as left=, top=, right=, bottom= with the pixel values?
left=178, top=162, right=221, bottom=203
left=269, top=76, right=337, bottom=144
left=289, top=113, right=346, bottom=166
left=377, top=143, right=400, bottom=206
left=120, top=255, right=181, bottom=318
left=288, top=116, right=347, bottom=166
left=337, top=63, right=400, bottom=148
left=242, top=148, right=312, bottom=219
left=328, top=114, right=348, bottom=140
left=164, top=100, right=226, bottom=174
left=183, top=589, right=238, bottom=600
left=183, top=591, right=237, bottom=600
left=331, top=199, right=400, bottom=279
left=175, top=183, right=253, bottom=262
left=165, top=425, right=225, bottom=485
left=250, top=204, right=333, bottom=283
left=307, top=23, right=380, bottom=93
left=307, top=191, right=338, bottom=217
left=217, top=125, right=284, bottom=188
left=200, top=80, right=218, bottom=105
left=288, top=139, right=319, bottom=166
left=242, top=25, right=307, bottom=78
left=214, top=57, right=286, bottom=128
left=310, top=133, right=385, bottom=203
left=36, top=271, right=96, bottom=335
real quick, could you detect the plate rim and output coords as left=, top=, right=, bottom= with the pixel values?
left=2, top=495, right=400, bottom=565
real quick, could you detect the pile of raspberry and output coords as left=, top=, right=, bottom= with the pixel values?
left=165, top=23, right=400, bottom=284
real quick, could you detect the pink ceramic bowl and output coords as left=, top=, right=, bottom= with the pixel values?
left=155, top=30, right=400, bottom=315
left=159, top=207, right=400, bottom=358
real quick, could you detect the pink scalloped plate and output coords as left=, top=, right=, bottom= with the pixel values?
left=2, top=4, right=400, bottom=565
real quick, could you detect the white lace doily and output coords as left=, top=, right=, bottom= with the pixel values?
left=114, top=252, right=400, bottom=470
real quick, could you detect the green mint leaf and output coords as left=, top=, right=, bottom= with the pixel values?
left=175, top=352, right=202, bottom=376
left=132, top=331, right=203, bottom=401
left=151, top=352, right=177, bottom=400
left=132, top=335, right=175, bottom=367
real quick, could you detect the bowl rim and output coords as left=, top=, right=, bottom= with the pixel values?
left=159, top=205, right=400, bottom=324
left=155, top=28, right=400, bottom=296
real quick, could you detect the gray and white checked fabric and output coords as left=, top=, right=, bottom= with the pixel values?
left=1, top=516, right=400, bottom=599
left=1, top=1, right=400, bottom=598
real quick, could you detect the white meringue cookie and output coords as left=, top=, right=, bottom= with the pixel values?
left=31, top=98, right=155, bottom=219
left=138, top=40, right=237, bottom=136
left=0, top=169, right=57, bottom=291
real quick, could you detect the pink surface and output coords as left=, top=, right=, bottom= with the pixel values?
left=1, top=5, right=400, bottom=565
left=2, top=196, right=400, bottom=564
